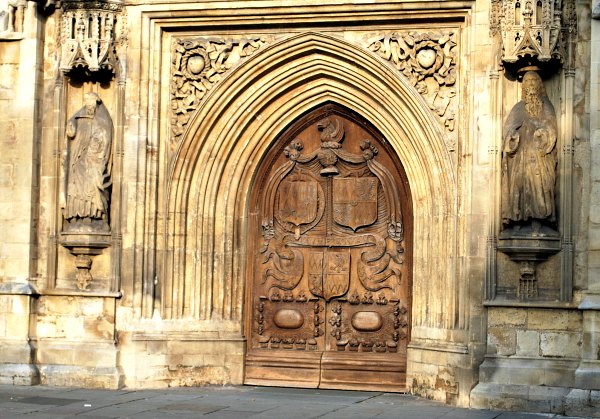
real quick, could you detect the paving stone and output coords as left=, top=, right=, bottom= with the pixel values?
left=0, top=385, right=589, bottom=419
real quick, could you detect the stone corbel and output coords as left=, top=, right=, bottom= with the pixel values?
left=59, top=0, right=126, bottom=76
left=60, top=233, right=111, bottom=290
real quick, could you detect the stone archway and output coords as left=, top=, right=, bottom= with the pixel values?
left=164, top=32, right=457, bottom=390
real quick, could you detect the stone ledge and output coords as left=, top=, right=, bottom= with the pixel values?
left=484, top=299, right=579, bottom=309
left=0, top=282, right=38, bottom=295
left=407, top=340, right=469, bottom=354
left=579, top=293, right=600, bottom=310
left=132, top=332, right=245, bottom=341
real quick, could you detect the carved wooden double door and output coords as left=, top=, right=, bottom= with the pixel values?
left=245, top=105, right=412, bottom=391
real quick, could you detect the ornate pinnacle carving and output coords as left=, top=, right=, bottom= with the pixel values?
left=170, top=36, right=266, bottom=144
left=59, top=0, right=126, bottom=75
left=490, top=0, right=577, bottom=72
left=368, top=31, right=458, bottom=144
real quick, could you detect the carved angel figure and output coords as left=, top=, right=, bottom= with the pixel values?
left=63, top=92, right=113, bottom=230
left=501, top=71, right=558, bottom=233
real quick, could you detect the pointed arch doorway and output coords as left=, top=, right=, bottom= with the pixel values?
left=244, top=104, right=412, bottom=392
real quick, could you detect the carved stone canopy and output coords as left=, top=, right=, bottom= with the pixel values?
left=59, top=0, right=126, bottom=75
left=490, top=0, right=577, bottom=73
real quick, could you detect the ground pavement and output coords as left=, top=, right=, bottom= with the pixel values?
left=0, top=385, right=588, bottom=418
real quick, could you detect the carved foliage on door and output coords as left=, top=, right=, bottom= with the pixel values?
left=253, top=113, right=407, bottom=352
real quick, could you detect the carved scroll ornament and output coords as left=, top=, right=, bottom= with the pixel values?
left=260, top=118, right=404, bottom=296
left=60, top=0, right=126, bottom=75
left=170, top=36, right=266, bottom=144
left=368, top=31, right=458, bottom=141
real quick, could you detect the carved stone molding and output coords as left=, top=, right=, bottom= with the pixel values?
left=490, top=0, right=577, bottom=72
left=367, top=31, right=458, bottom=148
left=59, top=0, right=127, bottom=75
left=170, top=36, right=267, bottom=145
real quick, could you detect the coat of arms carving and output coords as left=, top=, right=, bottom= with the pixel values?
left=332, top=177, right=378, bottom=231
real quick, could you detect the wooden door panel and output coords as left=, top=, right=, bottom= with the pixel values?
left=245, top=105, right=411, bottom=391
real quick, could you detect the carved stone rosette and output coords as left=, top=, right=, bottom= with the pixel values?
left=367, top=31, right=458, bottom=148
left=170, top=37, right=266, bottom=145
left=59, top=0, right=127, bottom=75
left=490, top=0, right=577, bottom=72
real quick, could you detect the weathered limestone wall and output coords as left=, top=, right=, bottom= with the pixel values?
left=0, top=3, right=39, bottom=283
left=0, top=0, right=598, bottom=415
left=35, top=296, right=121, bottom=388
left=0, top=2, right=42, bottom=385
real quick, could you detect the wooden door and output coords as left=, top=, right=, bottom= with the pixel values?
left=244, top=105, right=412, bottom=392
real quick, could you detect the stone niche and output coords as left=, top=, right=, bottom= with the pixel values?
left=31, top=0, right=127, bottom=388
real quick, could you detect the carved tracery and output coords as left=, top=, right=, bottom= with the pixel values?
left=59, top=0, right=127, bottom=75
left=490, top=0, right=577, bottom=71
left=170, top=36, right=267, bottom=145
left=367, top=31, right=458, bottom=147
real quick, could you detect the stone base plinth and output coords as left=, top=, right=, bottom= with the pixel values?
left=121, top=331, right=245, bottom=388
left=471, top=384, right=600, bottom=417
left=36, top=338, right=123, bottom=389
left=470, top=382, right=570, bottom=413
left=575, top=360, right=600, bottom=389
left=471, top=356, right=589, bottom=415
left=0, top=363, right=39, bottom=385
left=39, top=365, right=123, bottom=389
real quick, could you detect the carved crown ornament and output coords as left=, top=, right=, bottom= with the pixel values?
left=170, top=36, right=267, bottom=145
left=490, top=0, right=577, bottom=72
left=59, top=0, right=127, bottom=75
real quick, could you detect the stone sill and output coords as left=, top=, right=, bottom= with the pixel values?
left=408, top=340, right=468, bottom=354
left=132, top=332, right=245, bottom=342
left=41, top=289, right=122, bottom=298
left=0, top=283, right=38, bottom=295
left=0, top=283, right=121, bottom=299
left=0, top=33, right=24, bottom=41
left=484, top=299, right=579, bottom=309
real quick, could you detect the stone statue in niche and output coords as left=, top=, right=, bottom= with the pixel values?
left=62, top=92, right=113, bottom=233
left=498, top=70, right=561, bottom=300
left=501, top=71, right=558, bottom=237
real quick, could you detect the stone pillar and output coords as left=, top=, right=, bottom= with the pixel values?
left=564, top=8, right=600, bottom=417
left=0, top=2, right=43, bottom=385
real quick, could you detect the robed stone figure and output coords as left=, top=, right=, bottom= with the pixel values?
left=62, top=92, right=113, bottom=232
left=501, top=71, right=558, bottom=235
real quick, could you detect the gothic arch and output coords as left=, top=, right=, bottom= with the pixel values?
left=164, top=32, right=457, bottom=334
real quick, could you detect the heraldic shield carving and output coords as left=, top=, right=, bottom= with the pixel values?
left=309, top=251, right=351, bottom=301
left=333, top=177, right=378, bottom=231
left=246, top=105, right=412, bottom=392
